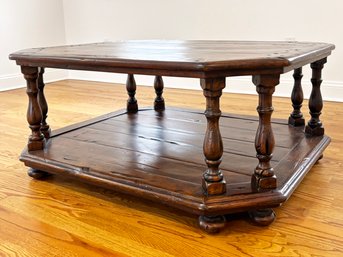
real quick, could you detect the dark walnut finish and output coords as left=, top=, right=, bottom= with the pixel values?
left=153, top=75, right=165, bottom=111
left=9, top=40, right=335, bottom=233
left=252, top=74, right=279, bottom=190
left=289, top=68, right=305, bottom=126
left=248, top=208, right=276, bottom=226
left=305, top=58, right=327, bottom=136
left=27, top=167, right=50, bottom=179
left=37, top=67, right=51, bottom=138
left=21, top=66, right=45, bottom=151
left=126, top=74, right=138, bottom=113
left=9, top=40, right=334, bottom=78
left=200, top=77, right=226, bottom=196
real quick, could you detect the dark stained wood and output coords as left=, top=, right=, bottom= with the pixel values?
left=21, top=66, right=45, bottom=151
left=252, top=74, right=279, bottom=190
left=153, top=76, right=165, bottom=111
left=305, top=58, right=327, bottom=136
left=200, top=78, right=226, bottom=195
left=10, top=40, right=335, bottom=234
left=248, top=208, right=276, bottom=226
left=88, top=120, right=291, bottom=163
left=198, top=215, right=226, bottom=234
left=27, top=168, right=50, bottom=179
left=37, top=67, right=51, bottom=138
left=126, top=74, right=138, bottom=113
left=9, top=41, right=335, bottom=78
left=19, top=109, right=331, bottom=216
left=288, top=67, right=305, bottom=126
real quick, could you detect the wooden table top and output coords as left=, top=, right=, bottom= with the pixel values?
left=9, top=40, right=335, bottom=78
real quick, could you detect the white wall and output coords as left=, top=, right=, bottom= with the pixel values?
left=0, top=0, right=67, bottom=91
left=62, top=0, right=343, bottom=101
left=1, top=0, right=342, bottom=101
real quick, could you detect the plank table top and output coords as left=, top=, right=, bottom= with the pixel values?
left=9, top=40, right=335, bottom=78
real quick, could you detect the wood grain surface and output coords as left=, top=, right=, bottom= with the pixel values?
left=9, top=41, right=335, bottom=77
left=19, top=107, right=329, bottom=216
left=0, top=79, right=342, bottom=256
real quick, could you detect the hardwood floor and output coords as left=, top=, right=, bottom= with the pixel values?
left=0, top=79, right=342, bottom=257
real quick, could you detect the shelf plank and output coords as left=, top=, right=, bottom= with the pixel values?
left=20, top=108, right=330, bottom=215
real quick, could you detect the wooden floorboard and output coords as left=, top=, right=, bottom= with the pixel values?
left=0, top=79, right=343, bottom=256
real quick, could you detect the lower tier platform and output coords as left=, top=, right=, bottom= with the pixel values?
left=20, top=108, right=330, bottom=216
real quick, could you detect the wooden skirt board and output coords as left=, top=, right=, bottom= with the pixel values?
left=20, top=108, right=330, bottom=216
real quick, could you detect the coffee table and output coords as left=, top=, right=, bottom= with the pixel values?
left=9, top=40, right=335, bottom=233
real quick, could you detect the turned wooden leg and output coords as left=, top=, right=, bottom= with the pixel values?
left=126, top=74, right=138, bottom=113
left=249, top=208, right=276, bottom=226
left=199, top=215, right=226, bottom=233
left=28, top=168, right=50, bottom=179
left=288, top=67, right=305, bottom=126
left=305, top=58, right=327, bottom=136
left=200, top=78, right=226, bottom=195
left=22, top=66, right=45, bottom=151
left=37, top=68, right=51, bottom=138
left=154, top=75, right=165, bottom=111
left=252, top=74, right=280, bottom=190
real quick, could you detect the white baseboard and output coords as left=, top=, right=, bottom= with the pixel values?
left=68, top=70, right=343, bottom=102
left=0, top=69, right=68, bottom=91
left=2, top=69, right=341, bottom=102
left=224, top=77, right=343, bottom=102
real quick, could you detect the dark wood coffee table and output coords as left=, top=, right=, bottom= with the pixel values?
left=9, top=40, right=335, bottom=233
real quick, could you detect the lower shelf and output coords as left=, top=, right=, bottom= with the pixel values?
left=20, top=108, right=330, bottom=216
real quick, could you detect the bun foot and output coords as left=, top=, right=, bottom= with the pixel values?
left=199, top=215, right=226, bottom=234
left=28, top=168, right=50, bottom=179
left=315, top=154, right=324, bottom=164
left=248, top=208, right=276, bottom=226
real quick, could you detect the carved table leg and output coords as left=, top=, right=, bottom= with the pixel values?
left=288, top=67, right=305, bottom=126
left=126, top=74, right=138, bottom=113
left=37, top=68, right=51, bottom=138
left=21, top=66, right=45, bottom=151
left=199, top=215, right=226, bottom=234
left=305, top=58, right=327, bottom=136
left=252, top=74, right=280, bottom=190
left=200, top=78, right=226, bottom=196
left=154, top=75, right=165, bottom=111
left=249, top=208, right=276, bottom=226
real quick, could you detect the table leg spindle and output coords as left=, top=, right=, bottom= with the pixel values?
left=252, top=74, right=279, bottom=190
left=37, top=68, right=51, bottom=138
left=198, top=78, right=227, bottom=233
left=126, top=74, right=138, bottom=113
left=154, top=75, right=165, bottom=111
left=200, top=77, right=226, bottom=196
left=305, top=58, right=327, bottom=136
left=22, top=66, right=45, bottom=151
left=288, top=67, right=305, bottom=126
left=249, top=74, right=280, bottom=226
